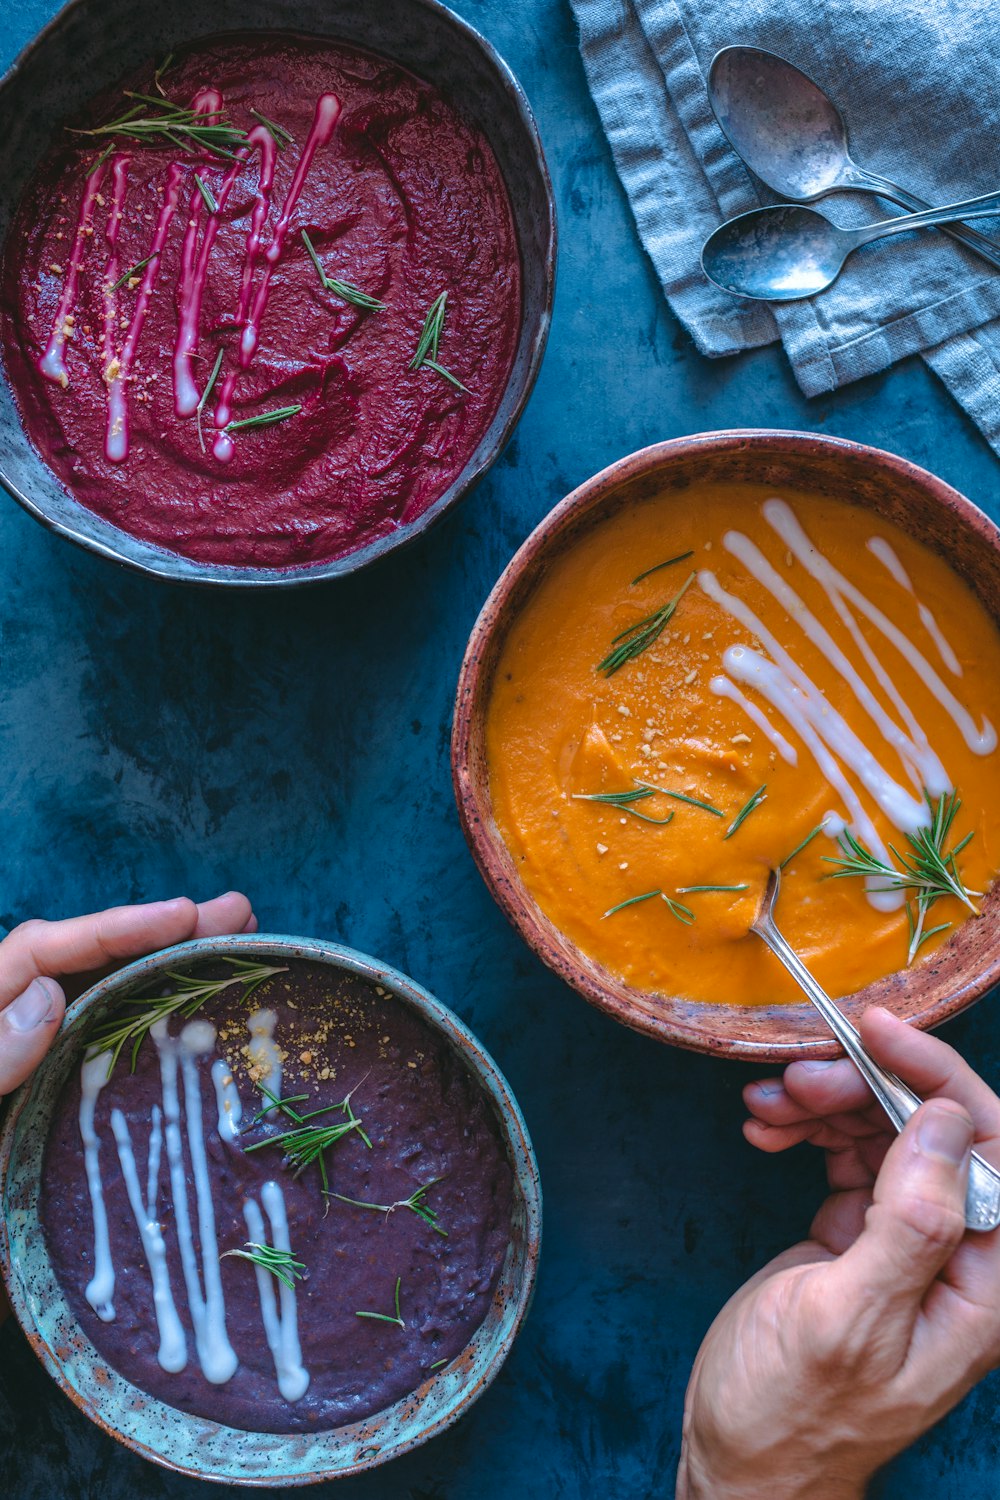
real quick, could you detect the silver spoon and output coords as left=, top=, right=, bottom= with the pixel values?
left=708, top=45, right=1000, bottom=273
left=751, top=867, right=1000, bottom=1232
left=702, top=189, right=1000, bottom=301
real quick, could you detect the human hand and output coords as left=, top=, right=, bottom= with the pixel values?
left=0, top=892, right=256, bottom=1097
left=676, top=1007, right=1000, bottom=1500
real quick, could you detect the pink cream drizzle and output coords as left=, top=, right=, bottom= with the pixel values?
left=38, top=89, right=341, bottom=466
left=212, top=92, right=341, bottom=463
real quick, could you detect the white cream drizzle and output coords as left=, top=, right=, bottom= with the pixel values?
left=247, top=1008, right=282, bottom=1108
left=211, top=1058, right=243, bottom=1142
left=764, top=499, right=994, bottom=754
left=109, top=1106, right=187, bottom=1373
left=79, top=1054, right=116, bottom=1321
left=867, top=535, right=964, bottom=678
left=76, top=1006, right=316, bottom=1404
left=700, top=571, right=927, bottom=836
left=709, top=673, right=798, bottom=764
left=152, top=1018, right=238, bottom=1385
left=243, top=1183, right=310, bottom=1402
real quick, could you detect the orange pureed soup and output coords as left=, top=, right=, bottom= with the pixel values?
left=486, top=483, right=1000, bottom=1006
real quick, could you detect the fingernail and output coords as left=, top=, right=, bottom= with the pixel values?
left=916, top=1106, right=973, bottom=1165
left=750, top=1080, right=783, bottom=1097
left=800, top=1059, right=836, bottom=1072
left=7, top=977, right=58, bottom=1033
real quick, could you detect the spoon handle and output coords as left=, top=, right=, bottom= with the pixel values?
left=754, top=914, right=1000, bottom=1232
left=851, top=187, right=1000, bottom=248
left=854, top=170, right=1000, bottom=270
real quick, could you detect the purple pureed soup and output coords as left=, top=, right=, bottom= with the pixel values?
left=40, top=958, right=514, bottom=1433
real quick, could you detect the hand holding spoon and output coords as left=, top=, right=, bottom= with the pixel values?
left=751, top=867, right=1000, bottom=1231
left=708, top=45, right=1000, bottom=273
left=702, top=190, right=1000, bottom=301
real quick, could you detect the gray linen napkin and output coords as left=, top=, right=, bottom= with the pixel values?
left=569, top=0, right=1000, bottom=452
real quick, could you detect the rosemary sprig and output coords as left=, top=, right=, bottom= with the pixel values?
left=222, top=1241, right=305, bottom=1291
left=196, top=346, right=225, bottom=452
left=73, top=95, right=248, bottom=160
left=723, top=785, right=767, bottom=840
left=356, top=1276, right=405, bottom=1328
left=326, top=1178, right=447, bottom=1237
left=300, top=230, right=386, bottom=312
left=633, top=780, right=724, bottom=817
left=632, top=550, right=695, bottom=586
left=676, top=884, right=749, bottom=894
left=224, top=404, right=301, bottom=433
left=250, top=108, right=294, bottom=148
left=108, top=251, right=159, bottom=293
left=602, top=889, right=695, bottom=924
left=430, top=1358, right=447, bottom=1370
left=572, top=787, right=674, bottom=826
left=779, top=822, right=825, bottom=870
left=409, top=292, right=467, bottom=392
left=597, top=572, right=695, bottom=676
left=194, top=173, right=218, bottom=214
left=246, top=1078, right=372, bottom=1189
left=87, top=142, right=114, bottom=177
left=86, top=958, right=287, bottom=1076
left=823, top=790, right=979, bottom=964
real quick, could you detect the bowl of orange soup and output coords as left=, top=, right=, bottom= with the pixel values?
left=452, top=431, right=1000, bottom=1059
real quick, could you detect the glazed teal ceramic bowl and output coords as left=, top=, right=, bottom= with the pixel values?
left=0, top=934, right=541, bottom=1485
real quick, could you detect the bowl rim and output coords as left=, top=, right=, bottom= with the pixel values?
left=0, top=0, right=557, bottom=588
left=451, top=427, right=1000, bottom=1060
left=0, top=932, right=542, bottom=1485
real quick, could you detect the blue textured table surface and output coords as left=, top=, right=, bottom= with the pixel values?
left=2, top=2, right=1000, bottom=1496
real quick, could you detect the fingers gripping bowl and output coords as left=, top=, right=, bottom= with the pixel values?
left=0, top=935, right=541, bottom=1484
left=0, top=0, right=555, bottom=585
left=452, top=430, right=1000, bottom=1061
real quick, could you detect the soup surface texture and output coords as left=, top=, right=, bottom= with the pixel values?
left=1, top=33, right=521, bottom=568
left=41, top=958, right=513, bottom=1431
left=486, top=483, right=1000, bottom=1006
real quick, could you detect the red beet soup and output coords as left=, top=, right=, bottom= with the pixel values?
left=41, top=958, right=514, bottom=1432
left=1, top=33, right=522, bottom=568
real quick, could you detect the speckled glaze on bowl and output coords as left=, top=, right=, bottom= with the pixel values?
left=0, top=0, right=555, bottom=587
left=0, top=934, right=541, bottom=1485
left=452, top=429, right=1000, bottom=1062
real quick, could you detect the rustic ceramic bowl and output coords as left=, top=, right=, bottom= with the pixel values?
left=0, top=0, right=555, bottom=586
left=452, top=429, right=1000, bottom=1061
left=0, top=934, right=541, bottom=1484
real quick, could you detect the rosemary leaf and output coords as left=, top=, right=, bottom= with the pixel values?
left=86, top=142, right=114, bottom=177
left=572, top=787, right=674, bottom=826
left=723, top=785, right=767, bottom=840
left=632, top=550, right=695, bottom=586
left=422, top=357, right=468, bottom=393
left=325, top=1177, right=447, bottom=1237
left=249, top=108, right=294, bottom=148
left=602, top=889, right=661, bottom=919
left=661, top=894, right=696, bottom=925
left=356, top=1276, right=405, bottom=1328
left=779, top=822, right=826, bottom=870
left=224, top=404, right=302, bottom=433
left=409, top=293, right=469, bottom=391
left=300, top=230, right=386, bottom=312
left=196, top=346, right=225, bottom=452
left=194, top=172, right=218, bottom=214
left=109, top=251, right=159, bottom=293
left=634, top=780, right=724, bottom=817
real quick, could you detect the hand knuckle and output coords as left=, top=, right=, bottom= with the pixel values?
left=897, top=1192, right=965, bottom=1248
left=8, top=917, right=48, bottom=947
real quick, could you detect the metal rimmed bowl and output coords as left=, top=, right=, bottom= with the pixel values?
left=452, top=429, right=1000, bottom=1061
left=0, top=0, right=555, bottom=586
left=0, top=933, right=541, bottom=1484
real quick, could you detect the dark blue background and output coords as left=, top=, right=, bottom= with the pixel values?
left=2, top=1, right=1000, bottom=1495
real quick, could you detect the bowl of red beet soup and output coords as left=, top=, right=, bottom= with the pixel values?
left=0, top=934, right=541, bottom=1483
left=0, top=0, right=555, bottom=584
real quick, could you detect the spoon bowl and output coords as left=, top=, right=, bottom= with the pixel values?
left=702, top=203, right=850, bottom=300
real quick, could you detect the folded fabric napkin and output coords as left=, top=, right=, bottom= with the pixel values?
left=569, top=0, right=1000, bottom=453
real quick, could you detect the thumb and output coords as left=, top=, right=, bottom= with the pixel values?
left=0, top=976, right=65, bottom=1095
left=826, top=1099, right=972, bottom=1328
